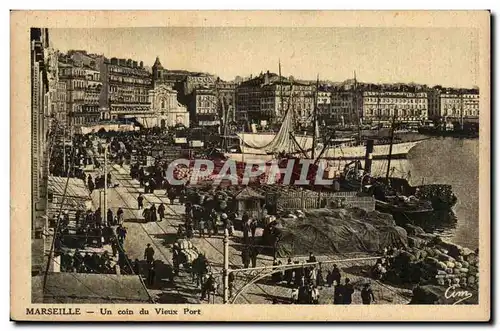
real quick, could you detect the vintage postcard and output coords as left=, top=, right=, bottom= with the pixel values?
left=10, top=10, right=490, bottom=321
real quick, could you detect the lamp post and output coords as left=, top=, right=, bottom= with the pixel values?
left=103, top=143, right=108, bottom=225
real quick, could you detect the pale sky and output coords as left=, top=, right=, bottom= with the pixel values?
left=49, top=27, right=479, bottom=87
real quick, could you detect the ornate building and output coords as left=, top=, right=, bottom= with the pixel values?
left=236, top=71, right=314, bottom=125
left=189, top=87, right=219, bottom=127
left=99, top=57, right=151, bottom=120
left=147, top=84, right=190, bottom=128
left=361, top=90, right=428, bottom=122
left=428, top=88, right=479, bottom=120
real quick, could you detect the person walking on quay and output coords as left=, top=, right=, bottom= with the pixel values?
left=206, top=217, right=214, bottom=238
left=333, top=281, right=344, bottom=304
left=201, top=273, right=215, bottom=302
left=117, top=207, right=124, bottom=225
left=361, top=282, right=376, bottom=305
left=250, top=245, right=258, bottom=268
left=144, top=243, right=155, bottom=264
left=250, top=218, right=257, bottom=239
left=116, top=225, right=127, bottom=245
left=107, top=173, right=112, bottom=188
left=147, top=261, right=156, bottom=286
left=150, top=204, right=157, bottom=223
left=107, top=208, right=113, bottom=227
left=342, top=278, right=355, bottom=305
left=172, top=243, right=180, bottom=276
left=241, top=246, right=250, bottom=269
left=87, top=175, right=94, bottom=193
left=137, top=193, right=144, bottom=210
left=157, top=203, right=165, bottom=222
left=228, top=271, right=235, bottom=298
left=285, top=258, right=294, bottom=286
left=142, top=207, right=150, bottom=223
left=331, top=264, right=342, bottom=286
left=242, top=213, right=250, bottom=245
left=198, top=218, right=206, bottom=238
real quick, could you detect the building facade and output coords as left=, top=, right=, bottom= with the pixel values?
left=31, top=28, right=52, bottom=237
left=58, top=61, right=102, bottom=127
left=236, top=71, right=314, bottom=125
left=189, top=87, right=219, bottom=127
left=428, top=88, right=479, bottom=120
left=329, top=90, right=363, bottom=125
left=215, top=79, right=237, bottom=124
left=361, top=90, right=428, bottom=122
left=100, top=57, right=152, bottom=120
left=147, top=84, right=190, bottom=128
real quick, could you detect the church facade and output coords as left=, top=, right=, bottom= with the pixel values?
left=144, top=84, right=190, bottom=128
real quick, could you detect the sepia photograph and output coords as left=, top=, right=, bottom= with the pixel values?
left=11, top=10, right=491, bottom=321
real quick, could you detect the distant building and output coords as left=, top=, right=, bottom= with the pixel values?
left=189, top=87, right=219, bottom=127
left=147, top=84, right=190, bottom=128
left=58, top=60, right=103, bottom=127
left=99, top=57, right=151, bottom=121
left=236, top=71, right=314, bottom=124
left=329, top=90, right=363, bottom=125
left=53, top=81, right=67, bottom=124
left=361, top=90, right=428, bottom=122
left=428, top=88, right=479, bottom=120
left=215, top=78, right=238, bottom=123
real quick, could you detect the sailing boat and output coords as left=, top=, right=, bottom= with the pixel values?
left=341, top=113, right=434, bottom=221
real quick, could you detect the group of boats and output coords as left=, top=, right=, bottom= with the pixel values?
left=210, top=69, right=458, bottom=225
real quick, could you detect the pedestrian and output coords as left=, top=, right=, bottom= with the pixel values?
left=107, top=208, right=113, bottom=226
left=205, top=218, right=213, bottom=238
left=361, top=283, right=376, bottom=305
left=133, top=258, right=140, bottom=275
left=147, top=262, right=156, bottom=286
left=142, top=208, right=150, bottom=223
left=331, top=264, right=342, bottom=286
left=144, top=243, right=155, bottom=264
left=228, top=272, right=235, bottom=298
left=201, top=274, right=215, bottom=301
left=285, top=258, right=293, bottom=286
left=158, top=203, right=165, bottom=221
left=241, top=247, right=250, bottom=269
left=117, top=207, right=124, bottom=225
left=342, top=278, right=354, bottom=305
left=250, top=219, right=257, bottom=239
left=333, top=281, right=344, bottom=304
left=199, top=218, right=206, bottom=238
left=138, top=193, right=144, bottom=210
left=250, top=245, right=258, bottom=268
left=172, top=244, right=180, bottom=275
left=150, top=204, right=157, bottom=222
left=242, top=213, right=250, bottom=244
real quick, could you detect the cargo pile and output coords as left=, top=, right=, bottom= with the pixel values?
left=414, top=184, right=458, bottom=210
left=176, top=239, right=199, bottom=265
left=387, top=234, right=479, bottom=289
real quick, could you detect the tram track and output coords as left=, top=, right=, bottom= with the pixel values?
left=107, top=164, right=293, bottom=304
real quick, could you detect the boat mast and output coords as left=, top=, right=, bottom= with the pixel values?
left=354, top=71, right=361, bottom=143
left=385, top=111, right=397, bottom=181
left=279, top=59, right=283, bottom=121
left=312, top=74, right=319, bottom=160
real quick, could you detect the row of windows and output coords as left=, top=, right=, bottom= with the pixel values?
left=109, top=75, right=151, bottom=85
left=364, top=97, right=427, bottom=104
left=109, top=65, right=150, bottom=77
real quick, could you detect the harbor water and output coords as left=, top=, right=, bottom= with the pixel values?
left=370, top=137, right=479, bottom=249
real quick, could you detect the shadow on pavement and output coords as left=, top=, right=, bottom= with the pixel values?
left=151, top=233, right=179, bottom=247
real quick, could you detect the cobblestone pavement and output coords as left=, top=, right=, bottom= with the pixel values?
left=90, top=160, right=411, bottom=305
